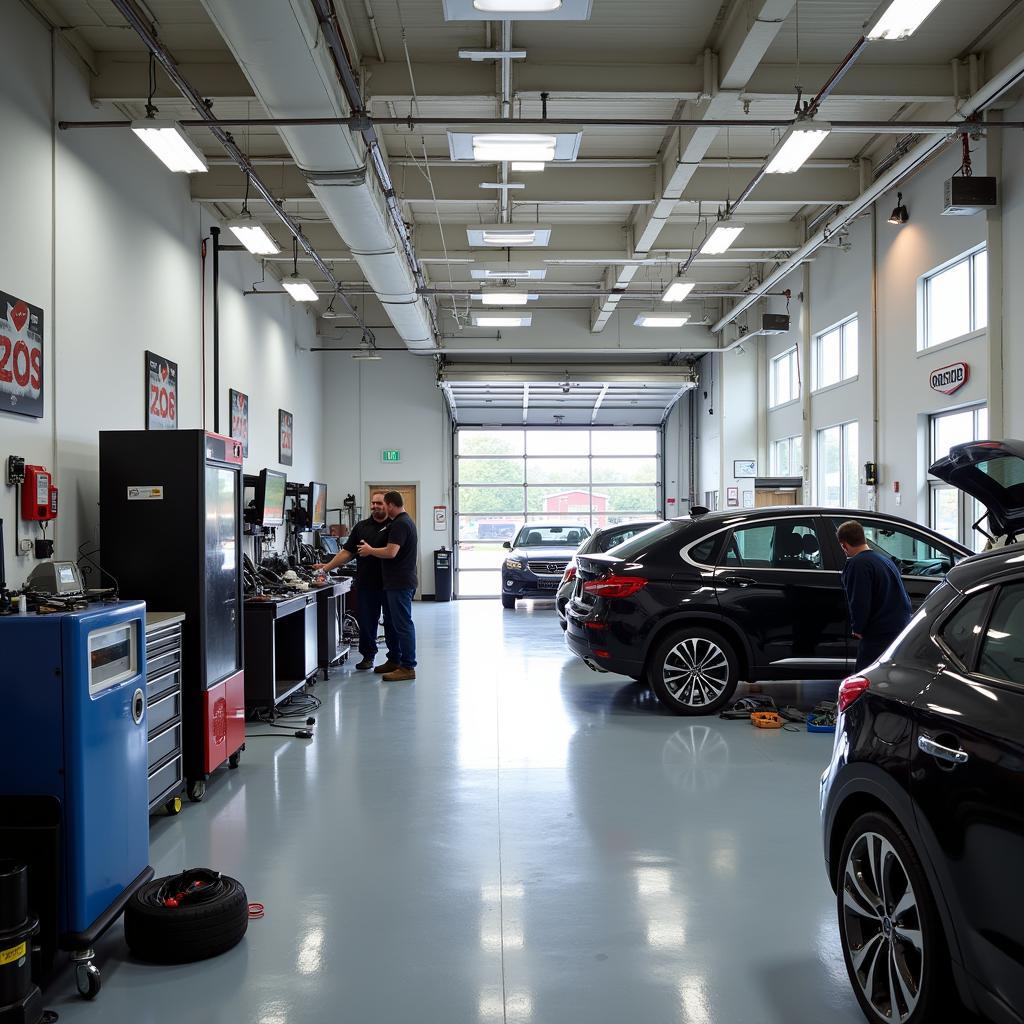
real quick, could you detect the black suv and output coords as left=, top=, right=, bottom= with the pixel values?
left=821, top=440, right=1024, bottom=1024
left=565, top=506, right=969, bottom=715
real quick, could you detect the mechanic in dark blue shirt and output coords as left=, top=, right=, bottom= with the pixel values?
left=836, top=520, right=913, bottom=670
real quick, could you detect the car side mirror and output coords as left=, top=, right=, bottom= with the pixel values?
left=503, top=541, right=512, bottom=549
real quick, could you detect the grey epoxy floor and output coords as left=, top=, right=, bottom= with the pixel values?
left=50, top=599, right=864, bottom=1024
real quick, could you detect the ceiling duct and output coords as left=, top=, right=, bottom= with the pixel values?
left=199, top=0, right=435, bottom=350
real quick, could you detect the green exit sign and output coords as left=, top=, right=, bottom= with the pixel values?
left=381, top=449, right=401, bottom=463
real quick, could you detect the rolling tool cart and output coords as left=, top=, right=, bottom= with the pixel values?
left=0, top=600, right=154, bottom=1000
left=145, top=613, right=187, bottom=816
left=100, top=431, right=246, bottom=802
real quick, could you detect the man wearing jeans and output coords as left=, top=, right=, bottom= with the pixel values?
left=358, top=490, right=418, bottom=681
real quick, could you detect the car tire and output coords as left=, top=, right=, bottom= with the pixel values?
left=501, top=594, right=516, bottom=609
left=836, top=811, right=952, bottom=1024
left=649, top=628, right=738, bottom=715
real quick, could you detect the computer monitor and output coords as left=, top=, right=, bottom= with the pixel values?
left=309, top=482, right=328, bottom=530
left=318, top=534, right=341, bottom=557
left=257, top=469, right=287, bottom=527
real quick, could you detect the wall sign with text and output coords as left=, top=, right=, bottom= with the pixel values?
left=279, top=409, right=294, bottom=466
left=145, top=350, right=178, bottom=430
left=0, top=290, right=44, bottom=419
left=929, top=361, right=969, bottom=396
left=230, top=389, right=249, bottom=457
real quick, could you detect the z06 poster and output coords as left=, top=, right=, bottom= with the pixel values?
left=279, top=409, right=294, bottom=466
left=145, top=350, right=178, bottom=430
left=230, top=389, right=249, bottom=457
left=0, top=290, right=44, bottom=419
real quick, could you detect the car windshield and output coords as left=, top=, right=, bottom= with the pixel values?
left=602, top=520, right=686, bottom=561
left=514, top=525, right=590, bottom=547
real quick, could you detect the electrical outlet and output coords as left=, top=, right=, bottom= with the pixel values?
left=6, top=456, right=25, bottom=486
left=19, top=539, right=33, bottom=554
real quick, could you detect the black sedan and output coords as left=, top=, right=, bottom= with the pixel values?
left=820, top=540, right=1024, bottom=1024
left=555, top=519, right=662, bottom=628
left=564, top=506, right=969, bottom=715
left=501, top=523, right=590, bottom=608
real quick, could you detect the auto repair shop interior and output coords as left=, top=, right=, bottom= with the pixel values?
left=1, top=0, right=1024, bottom=1022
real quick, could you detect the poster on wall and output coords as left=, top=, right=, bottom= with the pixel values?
left=229, top=389, right=249, bottom=457
left=278, top=409, right=294, bottom=466
left=0, top=290, right=44, bottom=419
left=145, top=350, right=178, bottom=430
left=726, top=486, right=739, bottom=507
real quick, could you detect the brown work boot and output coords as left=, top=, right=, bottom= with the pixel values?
left=374, top=660, right=398, bottom=674
left=382, top=666, right=416, bottom=682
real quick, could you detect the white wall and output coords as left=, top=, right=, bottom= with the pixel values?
left=0, top=2, right=322, bottom=588
left=321, top=352, right=452, bottom=595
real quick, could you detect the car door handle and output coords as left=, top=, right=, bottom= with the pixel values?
left=722, top=576, right=757, bottom=588
left=917, top=735, right=969, bottom=765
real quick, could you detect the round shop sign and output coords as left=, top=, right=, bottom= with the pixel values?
left=929, top=361, right=969, bottom=396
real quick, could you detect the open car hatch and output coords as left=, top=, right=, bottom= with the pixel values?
left=929, top=439, right=1024, bottom=543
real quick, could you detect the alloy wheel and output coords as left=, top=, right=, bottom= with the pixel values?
left=662, top=637, right=730, bottom=707
left=842, top=831, right=923, bottom=1023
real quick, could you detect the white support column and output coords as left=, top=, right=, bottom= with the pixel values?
left=986, top=112, right=1005, bottom=437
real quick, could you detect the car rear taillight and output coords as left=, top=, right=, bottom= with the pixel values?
left=581, top=575, right=648, bottom=599
left=838, top=676, right=870, bottom=713
left=562, top=565, right=577, bottom=584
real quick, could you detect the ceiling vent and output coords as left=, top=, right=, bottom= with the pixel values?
left=942, top=176, right=998, bottom=216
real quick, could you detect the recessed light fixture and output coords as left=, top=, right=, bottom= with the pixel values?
left=442, top=0, right=592, bottom=20
left=511, top=162, right=547, bottom=172
left=282, top=276, right=319, bottom=302
left=470, top=266, right=547, bottom=280
left=225, top=215, right=281, bottom=256
left=865, top=0, right=943, bottom=39
left=131, top=120, right=208, bottom=173
left=635, top=313, right=690, bottom=327
left=449, top=132, right=582, bottom=165
left=478, top=291, right=537, bottom=305
left=472, top=313, right=533, bottom=327
left=467, top=224, right=553, bottom=247
left=661, top=281, right=695, bottom=303
left=701, top=222, right=745, bottom=255
left=765, top=121, right=831, bottom=174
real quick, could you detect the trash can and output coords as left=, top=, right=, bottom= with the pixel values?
left=433, top=548, right=453, bottom=603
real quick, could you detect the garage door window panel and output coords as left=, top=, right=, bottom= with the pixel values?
left=591, top=457, right=658, bottom=484
left=526, top=458, right=589, bottom=484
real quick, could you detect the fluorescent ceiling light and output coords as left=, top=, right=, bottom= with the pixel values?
left=765, top=121, right=831, bottom=174
left=661, top=281, right=695, bottom=303
left=511, top=162, right=546, bottom=172
left=282, top=276, right=319, bottom=302
left=443, top=0, right=591, bottom=20
left=225, top=216, right=281, bottom=256
left=635, top=313, right=690, bottom=327
left=470, top=266, right=547, bottom=280
left=474, top=0, right=562, bottom=11
left=472, top=314, right=533, bottom=327
left=352, top=350, right=383, bottom=361
left=865, top=0, right=943, bottom=39
left=467, top=224, right=553, bottom=247
left=702, top=223, right=744, bottom=255
left=478, top=291, right=536, bottom=305
left=131, top=120, right=208, bottom=173
left=449, top=132, right=581, bottom=164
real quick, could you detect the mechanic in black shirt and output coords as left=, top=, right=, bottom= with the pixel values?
left=313, top=491, right=393, bottom=670
left=837, top=520, right=913, bottom=670
left=358, top=490, right=418, bottom=682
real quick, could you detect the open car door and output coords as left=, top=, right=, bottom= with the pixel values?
left=929, top=439, right=1024, bottom=544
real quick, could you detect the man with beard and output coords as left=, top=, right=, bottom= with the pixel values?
left=313, top=491, right=392, bottom=670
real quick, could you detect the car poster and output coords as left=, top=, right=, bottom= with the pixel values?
left=230, top=389, right=249, bottom=457
left=0, top=290, right=44, bottom=419
left=145, top=350, right=178, bottom=430
left=279, top=409, right=293, bottom=466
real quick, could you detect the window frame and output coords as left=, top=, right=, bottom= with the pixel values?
left=815, top=420, right=859, bottom=508
left=919, top=245, right=988, bottom=351
left=836, top=515, right=964, bottom=581
left=769, top=346, right=800, bottom=409
left=928, top=405, right=989, bottom=551
left=720, top=516, right=829, bottom=572
left=812, top=316, right=858, bottom=392
left=770, top=434, right=804, bottom=477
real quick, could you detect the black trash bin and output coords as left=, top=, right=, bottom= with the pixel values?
left=433, top=548, right=453, bottom=602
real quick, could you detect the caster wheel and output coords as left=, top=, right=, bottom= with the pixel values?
left=187, top=779, right=207, bottom=802
left=165, top=795, right=183, bottom=815
left=75, top=961, right=101, bottom=999
left=228, top=750, right=242, bottom=769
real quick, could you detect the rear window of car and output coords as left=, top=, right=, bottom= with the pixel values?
left=939, top=591, right=991, bottom=668
left=514, top=525, right=590, bottom=546
left=605, top=520, right=687, bottom=561
left=599, top=523, right=660, bottom=552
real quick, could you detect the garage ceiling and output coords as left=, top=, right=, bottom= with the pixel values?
left=36, top=0, right=1024, bottom=379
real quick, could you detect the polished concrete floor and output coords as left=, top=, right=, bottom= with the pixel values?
left=50, top=600, right=864, bottom=1024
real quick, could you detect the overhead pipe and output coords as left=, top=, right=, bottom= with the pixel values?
left=416, top=288, right=791, bottom=299
left=104, top=0, right=370, bottom=333
left=198, top=0, right=436, bottom=349
left=211, top=225, right=221, bottom=434
left=713, top=49, right=1024, bottom=333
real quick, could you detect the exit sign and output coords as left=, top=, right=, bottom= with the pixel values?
left=381, top=449, right=401, bottom=463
